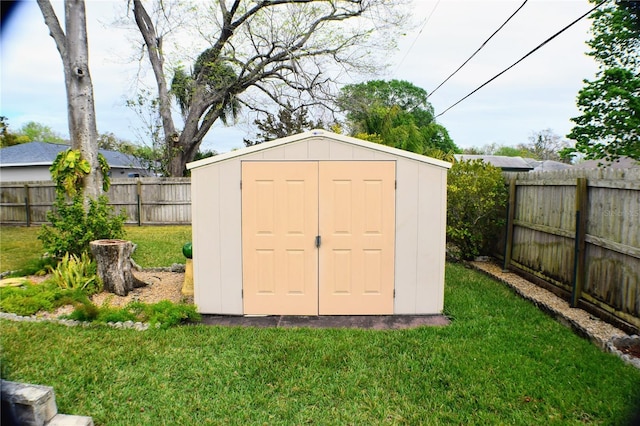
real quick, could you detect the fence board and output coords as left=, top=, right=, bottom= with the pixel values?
left=0, top=178, right=192, bottom=226
left=502, top=169, right=640, bottom=333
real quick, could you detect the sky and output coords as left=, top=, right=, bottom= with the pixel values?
left=0, top=0, right=599, bottom=154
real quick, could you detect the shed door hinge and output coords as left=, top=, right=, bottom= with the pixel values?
left=241, top=289, right=243, bottom=298
left=240, top=180, right=242, bottom=189
left=315, top=235, right=321, bottom=248
left=393, top=289, right=396, bottom=298
left=395, top=180, right=397, bottom=189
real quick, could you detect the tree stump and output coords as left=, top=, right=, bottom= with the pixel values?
left=90, top=239, right=145, bottom=296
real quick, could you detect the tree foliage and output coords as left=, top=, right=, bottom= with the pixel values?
left=338, top=80, right=459, bottom=155
left=0, top=117, right=30, bottom=147
left=244, top=102, right=324, bottom=146
left=17, top=121, right=66, bottom=144
left=566, top=0, right=640, bottom=162
left=447, top=160, right=507, bottom=260
left=131, top=0, right=408, bottom=176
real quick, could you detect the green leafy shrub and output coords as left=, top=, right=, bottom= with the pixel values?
left=447, top=159, right=507, bottom=260
left=39, top=148, right=124, bottom=258
left=48, top=252, right=102, bottom=295
left=38, top=195, right=126, bottom=258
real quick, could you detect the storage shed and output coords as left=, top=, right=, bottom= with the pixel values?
left=187, top=130, right=451, bottom=316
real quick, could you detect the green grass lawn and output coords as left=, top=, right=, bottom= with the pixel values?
left=2, top=263, right=639, bottom=425
left=1, top=225, right=191, bottom=272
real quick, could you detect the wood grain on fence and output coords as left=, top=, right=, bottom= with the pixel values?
left=0, top=178, right=191, bottom=226
left=502, top=169, right=640, bottom=333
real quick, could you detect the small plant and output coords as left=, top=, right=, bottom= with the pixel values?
left=48, top=252, right=102, bottom=295
left=132, top=300, right=201, bottom=328
left=66, top=300, right=100, bottom=322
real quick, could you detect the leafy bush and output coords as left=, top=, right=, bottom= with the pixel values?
left=447, top=159, right=507, bottom=260
left=38, top=195, right=126, bottom=258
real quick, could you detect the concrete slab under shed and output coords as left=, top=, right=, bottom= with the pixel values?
left=200, top=315, right=450, bottom=329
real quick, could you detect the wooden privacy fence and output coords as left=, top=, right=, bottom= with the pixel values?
left=0, top=178, right=191, bottom=226
left=500, top=169, right=640, bottom=333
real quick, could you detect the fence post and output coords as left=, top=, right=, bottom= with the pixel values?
left=136, top=179, right=142, bottom=226
left=503, top=178, right=516, bottom=271
left=571, top=177, right=588, bottom=307
left=23, top=184, right=31, bottom=227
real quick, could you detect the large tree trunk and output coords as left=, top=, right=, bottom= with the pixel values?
left=37, top=0, right=102, bottom=200
left=90, top=239, right=145, bottom=296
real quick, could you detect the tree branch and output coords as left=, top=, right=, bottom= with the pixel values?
left=36, top=0, right=67, bottom=62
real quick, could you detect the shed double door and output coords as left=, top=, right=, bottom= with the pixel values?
left=242, top=161, right=395, bottom=315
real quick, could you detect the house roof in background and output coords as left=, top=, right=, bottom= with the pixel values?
left=572, top=157, right=639, bottom=169
left=522, top=158, right=573, bottom=172
left=0, top=142, right=145, bottom=169
left=454, top=154, right=534, bottom=171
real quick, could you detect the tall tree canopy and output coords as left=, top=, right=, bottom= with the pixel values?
left=132, top=0, right=408, bottom=176
left=566, top=0, right=640, bottom=162
left=337, top=79, right=459, bottom=155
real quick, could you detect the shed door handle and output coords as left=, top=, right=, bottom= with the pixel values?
left=315, top=235, right=321, bottom=248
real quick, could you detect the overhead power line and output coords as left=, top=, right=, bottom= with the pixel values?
left=435, top=0, right=606, bottom=119
left=394, top=0, right=442, bottom=74
left=428, top=0, right=528, bottom=98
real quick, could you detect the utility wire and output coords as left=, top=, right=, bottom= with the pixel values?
left=428, top=0, right=528, bottom=99
left=435, top=0, right=606, bottom=119
left=394, top=0, right=442, bottom=74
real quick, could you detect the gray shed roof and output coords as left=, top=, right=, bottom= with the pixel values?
left=0, top=141, right=146, bottom=169
left=454, top=154, right=534, bottom=171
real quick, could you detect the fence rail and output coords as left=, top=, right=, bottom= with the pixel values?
left=0, top=178, right=192, bottom=226
left=500, top=169, right=640, bottom=334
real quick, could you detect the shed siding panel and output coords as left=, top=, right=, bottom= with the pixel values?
left=283, top=142, right=310, bottom=159
left=192, top=166, right=222, bottom=314
left=415, top=163, right=446, bottom=313
left=308, top=139, right=330, bottom=158
left=394, top=159, right=419, bottom=314
left=328, top=141, right=355, bottom=158
left=218, top=161, right=244, bottom=314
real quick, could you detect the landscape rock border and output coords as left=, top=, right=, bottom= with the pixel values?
left=0, top=311, right=160, bottom=331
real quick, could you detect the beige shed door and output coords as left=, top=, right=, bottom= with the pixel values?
left=242, top=161, right=395, bottom=315
left=319, top=162, right=395, bottom=315
left=242, top=162, right=319, bottom=315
